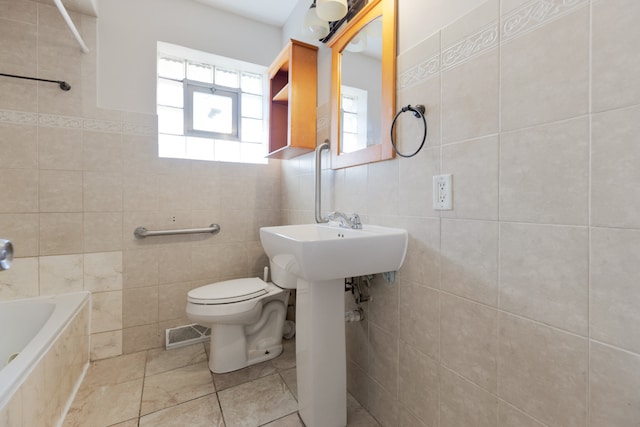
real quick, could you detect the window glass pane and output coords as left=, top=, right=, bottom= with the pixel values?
left=214, top=139, right=240, bottom=162
left=241, top=118, right=263, bottom=143
left=241, top=94, right=262, bottom=119
left=186, top=136, right=214, bottom=161
left=215, top=67, right=239, bottom=88
left=158, top=106, right=184, bottom=135
left=240, top=142, right=267, bottom=164
left=193, top=92, right=233, bottom=134
left=187, top=62, right=213, bottom=83
left=158, top=134, right=186, bottom=158
left=158, top=57, right=185, bottom=80
left=342, top=113, right=358, bottom=133
left=157, top=78, right=183, bottom=108
left=342, top=95, right=357, bottom=113
left=241, top=72, right=262, bottom=94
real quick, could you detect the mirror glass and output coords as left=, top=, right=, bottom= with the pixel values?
left=339, top=16, right=382, bottom=154
left=328, top=0, right=396, bottom=169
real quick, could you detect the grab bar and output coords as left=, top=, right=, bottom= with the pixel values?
left=315, top=140, right=330, bottom=224
left=134, top=224, right=220, bottom=239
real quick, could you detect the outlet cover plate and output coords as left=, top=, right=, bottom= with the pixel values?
left=433, top=174, right=452, bottom=210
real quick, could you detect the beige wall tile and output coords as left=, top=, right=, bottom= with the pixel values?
left=398, top=147, right=440, bottom=217
left=0, top=0, right=37, bottom=23
left=0, top=213, right=39, bottom=257
left=399, top=283, right=439, bottom=360
left=90, top=330, right=123, bottom=361
left=498, top=401, right=546, bottom=427
left=398, top=342, right=438, bottom=427
left=498, top=313, right=587, bottom=427
left=397, top=31, right=439, bottom=74
left=367, top=378, right=399, bottom=427
left=347, top=360, right=369, bottom=410
left=0, top=17, right=36, bottom=75
left=123, top=286, right=158, bottom=328
left=39, top=254, right=83, bottom=295
left=39, top=170, right=83, bottom=212
left=441, top=135, right=499, bottom=220
left=91, top=290, right=123, bottom=334
left=84, top=251, right=123, bottom=292
left=123, top=173, right=158, bottom=212
left=83, top=130, right=123, bottom=172
left=396, top=217, right=440, bottom=288
left=397, top=77, right=440, bottom=149
left=368, top=323, right=398, bottom=398
left=592, top=105, right=640, bottom=228
left=441, top=0, right=498, bottom=48
left=123, top=247, right=159, bottom=288
left=83, top=171, right=123, bottom=212
left=368, top=276, right=398, bottom=336
left=441, top=219, right=498, bottom=306
left=345, top=308, right=368, bottom=371
left=0, top=78, right=37, bottom=112
left=38, top=127, right=83, bottom=170
left=591, top=227, right=640, bottom=354
left=123, top=323, right=161, bottom=354
left=440, top=366, right=497, bottom=427
left=500, top=223, right=589, bottom=335
left=0, top=257, right=38, bottom=300
left=1, top=169, right=38, bottom=213
left=441, top=294, right=498, bottom=393
left=158, top=281, right=191, bottom=322
left=590, top=341, right=640, bottom=427
left=0, top=123, right=37, bottom=169
left=39, top=213, right=83, bottom=255
left=366, top=160, right=399, bottom=216
left=83, top=212, right=123, bottom=252
left=501, top=6, right=589, bottom=131
left=500, top=117, right=589, bottom=225
left=592, top=0, right=640, bottom=112
left=334, top=164, right=367, bottom=215
left=442, top=49, right=499, bottom=143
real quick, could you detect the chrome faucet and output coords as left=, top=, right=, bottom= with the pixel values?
left=326, top=211, right=362, bottom=229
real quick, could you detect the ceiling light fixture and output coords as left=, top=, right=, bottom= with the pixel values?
left=303, top=0, right=367, bottom=43
left=303, top=2, right=330, bottom=39
left=316, top=0, right=348, bottom=22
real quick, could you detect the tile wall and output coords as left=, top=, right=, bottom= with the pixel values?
left=0, top=2, right=281, bottom=360
left=283, top=0, right=640, bottom=426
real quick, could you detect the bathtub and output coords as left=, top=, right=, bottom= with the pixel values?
left=0, top=291, right=90, bottom=425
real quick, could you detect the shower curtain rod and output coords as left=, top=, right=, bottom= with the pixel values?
left=53, top=0, right=89, bottom=53
left=0, top=73, right=71, bottom=91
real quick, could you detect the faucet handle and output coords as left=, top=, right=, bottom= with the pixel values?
left=349, top=213, right=362, bottom=229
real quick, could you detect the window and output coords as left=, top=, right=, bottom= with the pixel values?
left=157, top=42, right=268, bottom=164
left=340, top=85, right=368, bottom=153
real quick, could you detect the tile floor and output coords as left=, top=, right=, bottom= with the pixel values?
left=62, top=339, right=381, bottom=426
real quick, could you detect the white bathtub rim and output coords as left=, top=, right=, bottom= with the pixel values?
left=0, top=291, right=90, bottom=411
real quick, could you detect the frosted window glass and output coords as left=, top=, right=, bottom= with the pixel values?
left=158, top=57, right=185, bottom=80
left=158, top=106, right=184, bottom=135
left=157, top=78, right=184, bottom=108
left=343, top=113, right=358, bottom=133
left=215, top=67, right=239, bottom=88
left=186, top=136, right=214, bottom=161
left=158, top=134, right=186, bottom=158
left=241, top=118, right=263, bottom=143
left=241, top=94, right=262, bottom=119
left=241, top=72, right=262, bottom=95
left=193, top=92, right=233, bottom=134
left=187, top=62, right=213, bottom=83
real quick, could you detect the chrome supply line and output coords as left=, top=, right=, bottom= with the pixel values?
left=134, top=224, right=220, bottom=239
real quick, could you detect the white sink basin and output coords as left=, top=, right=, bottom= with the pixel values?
left=260, top=223, right=408, bottom=282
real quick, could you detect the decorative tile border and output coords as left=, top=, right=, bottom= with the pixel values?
left=0, top=109, right=157, bottom=135
left=502, top=0, right=590, bottom=42
left=398, top=0, right=587, bottom=89
left=441, top=23, right=499, bottom=71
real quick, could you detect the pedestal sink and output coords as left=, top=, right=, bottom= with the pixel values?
left=260, top=223, right=408, bottom=427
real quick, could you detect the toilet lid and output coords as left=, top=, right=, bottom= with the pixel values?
left=187, top=278, right=268, bottom=304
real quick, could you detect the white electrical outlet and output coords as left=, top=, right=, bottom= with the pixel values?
left=433, top=174, right=452, bottom=210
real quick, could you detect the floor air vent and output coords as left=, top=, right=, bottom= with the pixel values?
left=165, top=324, right=211, bottom=350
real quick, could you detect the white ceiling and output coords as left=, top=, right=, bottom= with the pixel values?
left=193, top=0, right=300, bottom=26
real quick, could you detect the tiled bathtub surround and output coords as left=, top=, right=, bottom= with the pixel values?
left=285, top=0, right=640, bottom=426
left=0, top=2, right=281, bottom=361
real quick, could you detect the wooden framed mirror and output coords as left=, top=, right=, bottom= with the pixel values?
left=327, top=0, right=396, bottom=169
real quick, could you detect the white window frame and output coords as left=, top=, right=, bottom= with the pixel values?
left=157, top=41, right=269, bottom=164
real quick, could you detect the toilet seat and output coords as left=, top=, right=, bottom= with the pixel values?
left=187, top=278, right=268, bottom=305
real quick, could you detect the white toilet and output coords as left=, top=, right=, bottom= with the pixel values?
left=186, top=274, right=293, bottom=374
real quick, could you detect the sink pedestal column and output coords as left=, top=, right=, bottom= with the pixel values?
left=295, top=278, right=347, bottom=427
